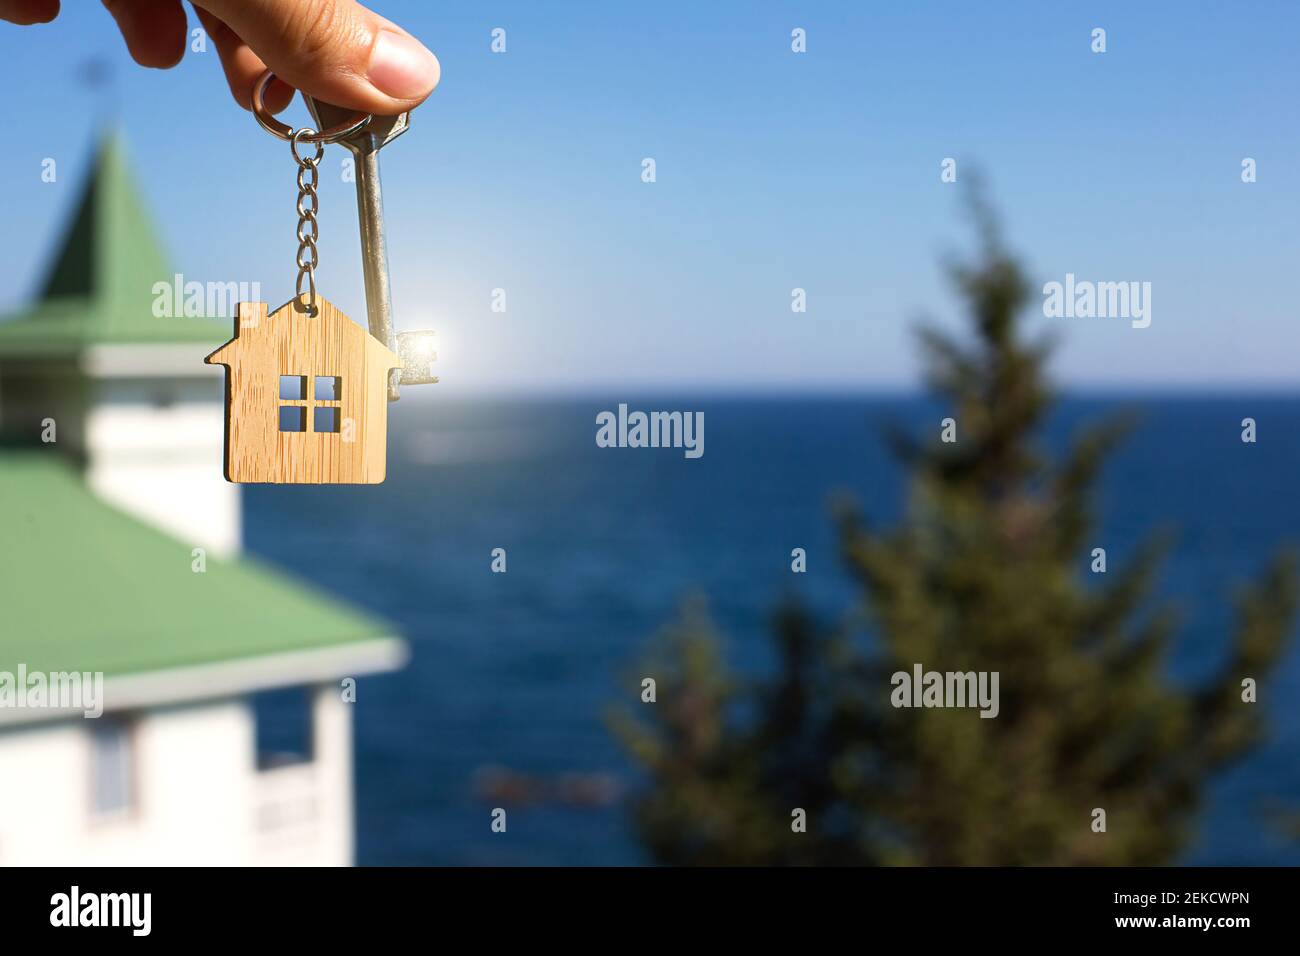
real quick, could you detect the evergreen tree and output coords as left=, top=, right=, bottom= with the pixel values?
left=612, top=192, right=1298, bottom=866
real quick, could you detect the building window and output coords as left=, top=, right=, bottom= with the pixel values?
left=253, top=687, right=315, bottom=770
left=90, top=718, right=135, bottom=818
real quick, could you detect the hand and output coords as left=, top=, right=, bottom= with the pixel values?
left=1, top=0, right=440, bottom=116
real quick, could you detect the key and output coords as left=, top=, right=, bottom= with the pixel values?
left=304, top=99, right=438, bottom=399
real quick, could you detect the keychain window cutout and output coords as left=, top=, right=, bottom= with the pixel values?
left=315, top=375, right=342, bottom=401
left=313, top=377, right=343, bottom=433
left=207, top=296, right=401, bottom=484
left=279, top=406, right=307, bottom=432
left=280, top=375, right=307, bottom=400
left=314, top=407, right=341, bottom=433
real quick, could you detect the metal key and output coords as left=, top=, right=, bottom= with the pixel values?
left=305, top=98, right=438, bottom=400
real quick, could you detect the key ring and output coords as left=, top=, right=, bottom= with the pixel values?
left=251, top=69, right=372, bottom=144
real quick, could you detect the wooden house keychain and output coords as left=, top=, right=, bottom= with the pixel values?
left=206, top=70, right=439, bottom=484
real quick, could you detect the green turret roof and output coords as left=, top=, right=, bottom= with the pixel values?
left=0, top=131, right=229, bottom=354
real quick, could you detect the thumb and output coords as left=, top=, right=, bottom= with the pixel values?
left=195, top=0, right=440, bottom=115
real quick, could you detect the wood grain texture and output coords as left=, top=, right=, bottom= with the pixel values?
left=205, top=295, right=401, bottom=484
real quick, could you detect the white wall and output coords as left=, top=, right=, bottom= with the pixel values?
left=0, top=687, right=352, bottom=866
left=84, top=379, right=240, bottom=558
left=0, top=344, right=241, bottom=557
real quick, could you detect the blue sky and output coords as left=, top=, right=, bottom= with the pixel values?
left=0, top=1, right=1297, bottom=392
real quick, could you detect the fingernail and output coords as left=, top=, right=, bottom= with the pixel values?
left=368, top=30, right=440, bottom=100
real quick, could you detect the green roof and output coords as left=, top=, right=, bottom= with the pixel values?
left=0, top=453, right=395, bottom=679
left=0, top=131, right=229, bottom=354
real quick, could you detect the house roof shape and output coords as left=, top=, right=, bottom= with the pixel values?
left=205, top=293, right=401, bottom=367
left=0, top=453, right=404, bottom=725
left=0, top=130, right=230, bottom=355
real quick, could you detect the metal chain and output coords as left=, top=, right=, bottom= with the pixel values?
left=291, top=128, right=324, bottom=316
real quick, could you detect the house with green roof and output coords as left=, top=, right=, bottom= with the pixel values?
left=0, top=132, right=405, bottom=866
left=0, top=129, right=240, bottom=556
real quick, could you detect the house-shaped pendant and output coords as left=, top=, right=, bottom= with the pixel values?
left=205, top=295, right=401, bottom=484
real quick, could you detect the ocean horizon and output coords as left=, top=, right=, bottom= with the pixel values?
left=246, top=392, right=1300, bottom=866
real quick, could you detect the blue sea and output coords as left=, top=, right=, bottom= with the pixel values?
left=246, top=395, right=1300, bottom=866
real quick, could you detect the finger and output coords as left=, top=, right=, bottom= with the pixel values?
left=0, top=0, right=59, bottom=25
left=101, top=0, right=187, bottom=69
left=194, top=7, right=293, bottom=112
left=193, top=0, right=439, bottom=115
